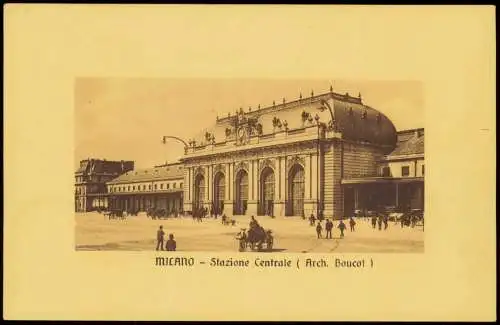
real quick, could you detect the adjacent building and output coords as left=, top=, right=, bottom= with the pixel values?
left=180, top=88, right=424, bottom=219
left=105, top=162, right=184, bottom=213
left=341, top=128, right=424, bottom=216
left=75, top=159, right=134, bottom=212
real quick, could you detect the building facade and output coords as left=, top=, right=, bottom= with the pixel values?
left=75, top=159, right=134, bottom=212
left=180, top=89, right=422, bottom=219
left=341, top=128, right=424, bottom=216
left=105, top=162, right=184, bottom=213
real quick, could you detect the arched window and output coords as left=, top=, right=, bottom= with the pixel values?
left=194, top=174, right=205, bottom=210
left=235, top=170, right=248, bottom=215
left=213, top=172, right=225, bottom=215
left=288, top=164, right=305, bottom=216
left=259, top=167, right=275, bottom=215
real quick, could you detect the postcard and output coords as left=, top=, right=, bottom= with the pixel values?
left=4, top=4, right=496, bottom=321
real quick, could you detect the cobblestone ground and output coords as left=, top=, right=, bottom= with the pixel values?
left=75, top=212, right=424, bottom=253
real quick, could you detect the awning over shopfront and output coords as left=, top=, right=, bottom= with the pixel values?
left=341, top=177, right=424, bottom=185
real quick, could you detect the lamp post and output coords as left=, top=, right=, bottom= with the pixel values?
left=319, top=98, right=335, bottom=127
left=162, top=136, right=189, bottom=154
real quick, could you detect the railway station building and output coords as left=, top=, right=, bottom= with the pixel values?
left=180, top=88, right=424, bottom=219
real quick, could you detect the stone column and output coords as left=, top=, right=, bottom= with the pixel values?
left=204, top=165, right=211, bottom=210
left=223, top=162, right=234, bottom=216
left=247, top=159, right=258, bottom=216
left=273, top=156, right=286, bottom=217
left=183, top=167, right=191, bottom=213
left=354, top=187, right=359, bottom=210
left=304, top=154, right=314, bottom=216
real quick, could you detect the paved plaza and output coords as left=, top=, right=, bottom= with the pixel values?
left=75, top=212, right=424, bottom=253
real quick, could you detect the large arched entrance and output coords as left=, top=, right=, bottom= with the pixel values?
left=235, top=170, right=248, bottom=215
left=213, top=172, right=225, bottom=215
left=288, top=164, right=305, bottom=216
left=259, top=167, right=275, bottom=216
left=194, top=174, right=205, bottom=211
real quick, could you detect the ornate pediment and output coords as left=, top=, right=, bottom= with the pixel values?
left=288, top=155, right=305, bottom=168
left=235, top=161, right=249, bottom=173
left=213, top=164, right=226, bottom=176
left=259, top=158, right=275, bottom=173
left=194, top=166, right=205, bottom=177
left=229, top=113, right=262, bottom=146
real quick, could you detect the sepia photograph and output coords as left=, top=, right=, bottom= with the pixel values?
left=75, top=79, right=425, bottom=253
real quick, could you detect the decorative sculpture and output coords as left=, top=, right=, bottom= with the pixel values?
left=256, top=123, right=263, bottom=135
left=272, top=116, right=282, bottom=128
left=301, top=110, right=311, bottom=122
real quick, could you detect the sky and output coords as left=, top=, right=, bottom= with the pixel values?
left=75, top=78, right=423, bottom=169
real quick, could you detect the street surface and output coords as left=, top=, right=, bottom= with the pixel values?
left=75, top=212, right=424, bottom=253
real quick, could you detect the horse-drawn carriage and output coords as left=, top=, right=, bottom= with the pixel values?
left=146, top=208, right=168, bottom=220
left=236, top=227, right=274, bottom=252
left=103, top=209, right=126, bottom=220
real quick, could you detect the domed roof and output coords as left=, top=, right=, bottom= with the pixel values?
left=326, top=95, right=398, bottom=148
left=190, top=91, right=397, bottom=152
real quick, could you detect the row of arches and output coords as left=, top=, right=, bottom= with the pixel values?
left=193, top=164, right=305, bottom=216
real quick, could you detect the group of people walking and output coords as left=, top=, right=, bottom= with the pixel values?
left=371, top=215, right=389, bottom=230
left=311, top=214, right=357, bottom=239
left=156, top=225, right=177, bottom=251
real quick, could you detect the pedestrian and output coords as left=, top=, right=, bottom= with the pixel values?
left=316, top=221, right=323, bottom=239
left=250, top=215, right=259, bottom=229
left=325, top=219, right=333, bottom=239
left=338, top=219, right=346, bottom=238
left=371, top=215, right=377, bottom=229
left=349, top=217, right=356, bottom=232
left=156, top=225, right=165, bottom=251
left=377, top=216, right=382, bottom=231
left=165, top=234, right=176, bottom=251
left=383, top=215, right=389, bottom=230
left=309, top=213, right=316, bottom=226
